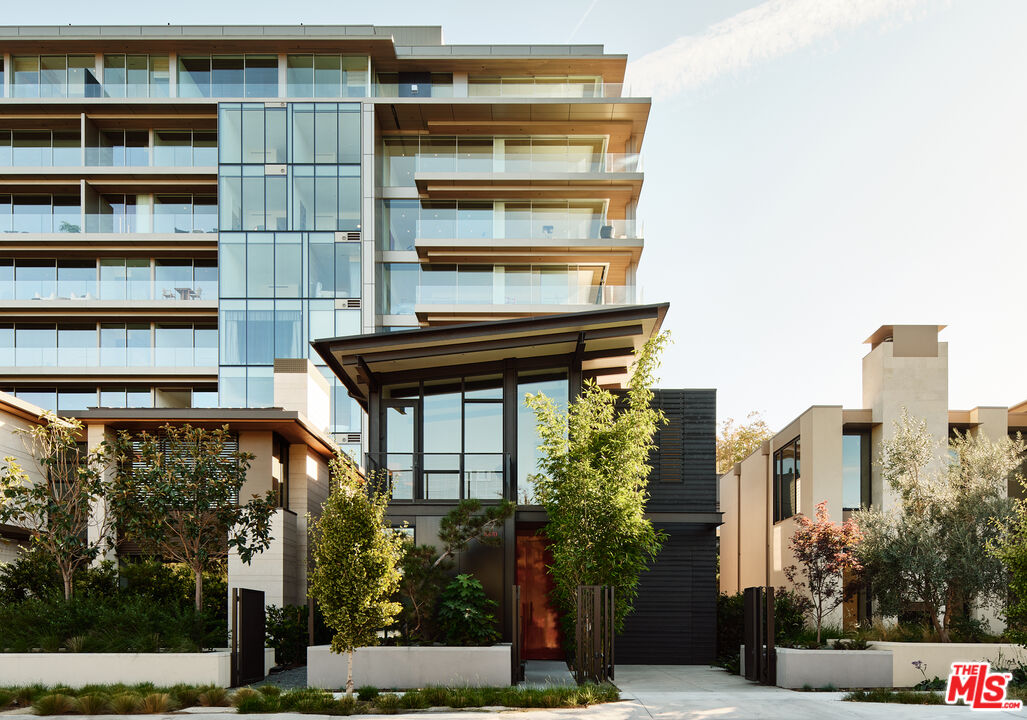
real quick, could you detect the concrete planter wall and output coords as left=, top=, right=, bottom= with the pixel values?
left=0, top=648, right=275, bottom=688
left=867, top=642, right=1027, bottom=687
left=775, top=647, right=893, bottom=689
left=307, top=645, right=511, bottom=689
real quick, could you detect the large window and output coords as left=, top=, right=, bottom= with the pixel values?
left=286, top=55, right=368, bottom=98
left=842, top=432, right=871, bottom=510
left=773, top=437, right=800, bottom=523
left=12, top=55, right=100, bottom=98
left=178, top=55, right=278, bottom=98
left=103, top=55, right=169, bottom=98
left=516, top=370, right=569, bottom=504
left=0, top=130, right=81, bottom=167
left=0, top=194, right=80, bottom=233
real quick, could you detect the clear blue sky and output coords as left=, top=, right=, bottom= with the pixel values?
left=10, top=0, right=1026, bottom=430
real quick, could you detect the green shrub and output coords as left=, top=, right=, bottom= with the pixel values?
left=233, top=694, right=269, bottom=714
left=265, top=604, right=309, bottom=666
left=398, top=690, right=429, bottom=709
left=110, top=693, right=142, bottom=714
left=419, top=686, right=449, bottom=707
left=373, top=693, right=401, bottom=714
left=436, top=574, right=500, bottom=646
left=140, top=692, right=175, bottom=713
left=170, top=684, right=200, bottom=708
left=774, top=589, right=810, bottom=645
left=355, top=685, right=379, bottom=701
left=0, top=690, right=13, bottom=709
left=333, top=695, right=357, bottom=715
left=75, top=694, right=111, bottom=714
left=0, top=595, right=225, bottom=653
left=256, top=685, right=281, bottom=697
left=33, top=694, right=79, bottom=715
left=230, top=688, right=260, bottom=707
left=197, top=686, right=229, bottom=707
left=844, top=689, right=946, bottom=705
left=716, top=592, right=744, bottom=661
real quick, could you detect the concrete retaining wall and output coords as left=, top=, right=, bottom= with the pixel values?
left=775, top=647, right=893, bottom=689
left=307, top=645, right=511, bottom=689
left=867, top=642, right=1027, bottom=687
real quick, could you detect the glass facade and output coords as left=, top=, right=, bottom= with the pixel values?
left=842, top=432, right=871, bottom=510
left=218, top=102, right=362, bottom=438
left=12, top=55, right=102, bottom=98
left=773, top=437, right=800, bottom=522
left=0, top=130, right=81, bottom=167
left=0, top=385, right=218, bottom=412
left=178, top=55, right=279, bottom=98
left=0, top=321, right=216, bottom=367
left=0, top=194, right=81, bottom=233
left=0, top=257, right=215, bottom=301
left=286, top=55, right=369, bottom=98
left=102, top=55, right=170, bottom=98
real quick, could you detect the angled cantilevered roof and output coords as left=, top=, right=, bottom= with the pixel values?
left=312, top=303, right=669, bottom=408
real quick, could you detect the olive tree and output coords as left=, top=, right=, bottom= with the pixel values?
left=854, top=411, right=1021, bottom=641
left=108, top=424, right=278, bottom=611
left=308, top=454, right=404, bottom=695
left=0, top=413, right=117, bottom=600
left=525, top=331, right=669, bottom=643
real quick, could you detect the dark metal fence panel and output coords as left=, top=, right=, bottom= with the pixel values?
left=575, top=585, right=614, bottom=685
left=742, top=586, right=775, bottom=685
left=511, top=585, right=524, bottom=683
left=231, top=588, right=266, bottom=687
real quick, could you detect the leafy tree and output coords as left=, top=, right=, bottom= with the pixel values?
left=525, top=331, right=669, bottom=644
left=0, top=413, right=118, bottom=600
left=784, top=501, right=862, bottom=644
left=108, top=424, right=277, bottom=611
left=854, top=411, right=1021, bottom=641
left=436, top=574, right=501, bottom=646
left=716, top=412, right=773, bottom=474
left=308, top=454, right=405, bottom=695
left=396, top=498, right=513, bottom=643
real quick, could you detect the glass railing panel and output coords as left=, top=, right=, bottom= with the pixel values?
left=416, top=283, right=636, bottom=306
left=15, top=348, right=57, bottom=366
left=402, top=151, right=641, bottom=176
left=464, top=453, right=505, bottom=500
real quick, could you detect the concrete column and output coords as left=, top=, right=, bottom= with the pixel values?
left=85, top=423, right=116, bottom=565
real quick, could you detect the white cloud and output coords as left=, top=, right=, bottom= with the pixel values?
left=625, top=0, right=933, bottom=98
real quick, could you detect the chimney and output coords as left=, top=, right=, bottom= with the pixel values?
left=273, top=359, right=331, bottom=434
left=861, top=325, right=948, bottom=511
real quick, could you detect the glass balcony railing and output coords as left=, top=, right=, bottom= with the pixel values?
left=3, top=346, right=217, bottom=368
left=409, top=152, right=641, bottom=175
left=373, top=82, right=627, bottom=99
left=84, top=213, right=217, bottom=234
left=5, top=279, right=216, bottom=302
left=416, top=283, right=636, bottom=306
left=394, top=217, right=642, bottom=246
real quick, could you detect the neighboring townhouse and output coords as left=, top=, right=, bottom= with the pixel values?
left=719, top=324, right=1027, bottom=631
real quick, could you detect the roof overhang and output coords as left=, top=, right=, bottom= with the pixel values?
left=75, top=407, right=338, bottom=458
left=313, top=303, right=669, bottom=407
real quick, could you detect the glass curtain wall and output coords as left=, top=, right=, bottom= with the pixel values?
left=102, top=55, right=170, bottom=97
left=0, top=131, right=81, bottom=167
left=178, top=55, right=278, bottom=98
left=12, top=56, right=101, bottom=98
left=286, top=55, right=369, bottom=98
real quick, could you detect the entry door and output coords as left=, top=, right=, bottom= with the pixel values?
left=516, top=528, right=563, bottom=660
left=383, top=401, right=417, bottom=499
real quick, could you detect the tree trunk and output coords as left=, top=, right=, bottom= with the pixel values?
left=346, top=650, right=354, bottom=696
left=194, top=567, right=203, bottom=612
left=62, top=568, right=73, bottom=601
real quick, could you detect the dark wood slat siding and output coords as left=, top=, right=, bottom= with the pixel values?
left=616, top=522, right=718, bottom=664
left=612, top=389, right=719, bottom=663
left=646, top=389, right=717, bottom=512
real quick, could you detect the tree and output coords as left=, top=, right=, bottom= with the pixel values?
left=308, top=454, right=405, bottom=695
left=854, top=411, right=1021, bottom=641
left=525, top=331, right=669, bottom=644
left=716, top=412, right=774, bottom=474
left=397, top=498, right=513, bottom=642
left=108, top=424, right=277, bottom=611
left=784, top=501, right=862, bottom=644
left=0, top=413, right=117, bottom=600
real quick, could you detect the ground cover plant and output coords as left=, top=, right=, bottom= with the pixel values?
left=0, top=683, right=231, bottom=715
left=843, top=689, right=947, bottom=705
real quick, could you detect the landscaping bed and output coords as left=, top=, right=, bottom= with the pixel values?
left=775, top=646, right=892, bottom=689
left=0, top=683, right=620, bottom=715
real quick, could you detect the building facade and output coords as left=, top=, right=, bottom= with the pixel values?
left=0, top=25, right=719, bottom=663
left=0, top=25, right=645, bottom=464
left=719, top=324, right=1027, bottom=632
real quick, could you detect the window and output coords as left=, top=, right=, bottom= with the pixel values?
left=13, top=55, right=100, bottom=98
left=1, top=130, right=81, bottom=167
left=103, top=55, right=169, bottom=98
left=773, top=437, right=800, bottom=523
left=842, top=432, right=871, bottom=510
left=286, top=55, right=368, bottom=98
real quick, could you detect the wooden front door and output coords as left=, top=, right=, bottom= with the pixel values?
left=516, top=527, right=563, bottom=660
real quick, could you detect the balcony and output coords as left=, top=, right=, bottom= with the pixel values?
left=365, top=452, right=509, bottom=502
left=3, top=279, right=216, bottom=303
left=413, top=281, right=637, bottom=324
left=373, top=82, right=627, bottom=99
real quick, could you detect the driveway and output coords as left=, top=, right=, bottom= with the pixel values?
left=615, top=665, right=1027, bottom=718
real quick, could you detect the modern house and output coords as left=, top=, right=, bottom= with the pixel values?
left=719, top=324, right=1027, bottom=632
left=0, top=24, right=719, bottom=664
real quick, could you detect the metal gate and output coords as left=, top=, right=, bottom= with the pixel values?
left=742, top=586, right=775, bottom=685
left=231, top=588, right=266, bottom=687
left=575, top=585, right=614, bottom=685
left=510, top=585, right=524, bottom=683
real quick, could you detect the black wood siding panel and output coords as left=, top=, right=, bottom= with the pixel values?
left=646, top=389, right=717, bottom=513
left=617, top=523, right=718, bottom=664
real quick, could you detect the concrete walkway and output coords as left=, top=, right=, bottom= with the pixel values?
left=24, top=665, right=1027, bottom=720
left=522, top=660, right=577, bottom=687
left=615, top=665, right=1027, bottom=718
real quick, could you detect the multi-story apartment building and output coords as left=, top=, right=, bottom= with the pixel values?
left=0, top=25, right=718, bottom=664
left=720, top=324, right=1027, bottom=633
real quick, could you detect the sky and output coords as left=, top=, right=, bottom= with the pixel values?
left=6, top=0, right=1025, bottom=430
